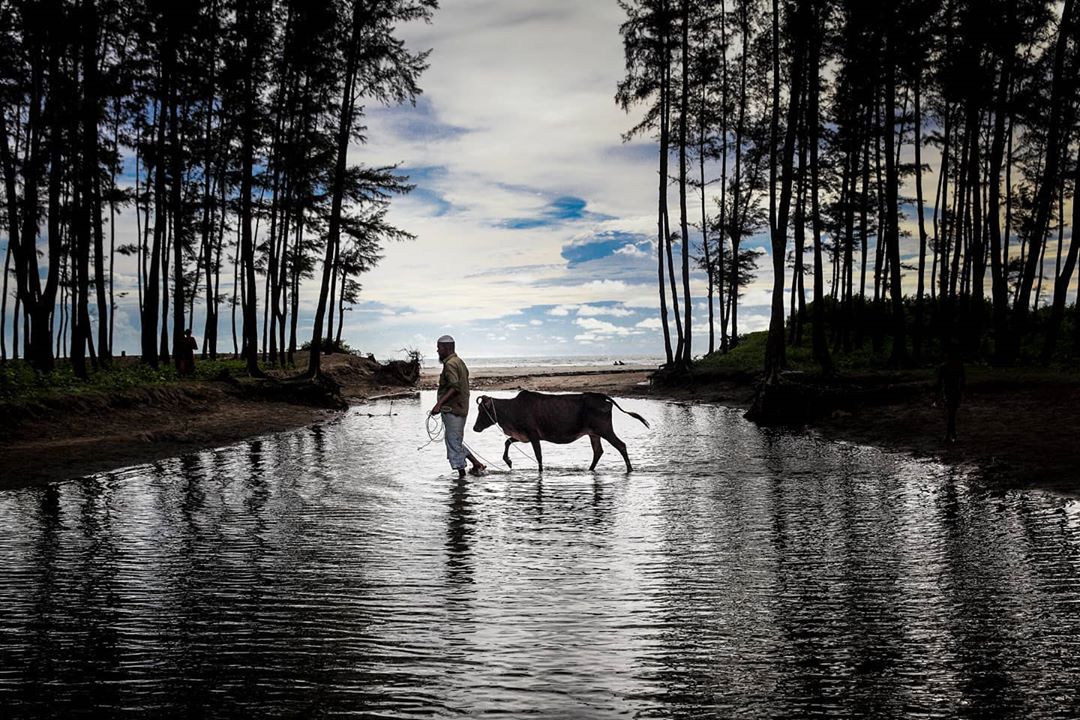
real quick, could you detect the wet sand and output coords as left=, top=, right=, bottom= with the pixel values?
left=1, top=385, right=336, bottom=487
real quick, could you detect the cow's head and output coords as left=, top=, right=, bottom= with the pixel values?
left=473, top=396, right=497, bottom=433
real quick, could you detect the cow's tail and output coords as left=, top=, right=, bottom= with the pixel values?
left=603, top=395, right=650, bottom=428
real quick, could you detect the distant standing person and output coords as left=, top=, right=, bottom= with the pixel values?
left=178, top=328, right=198, bottom=377
left=938, top=342, right=965, bottom=442
left=430, top=335, right=485, bottom=477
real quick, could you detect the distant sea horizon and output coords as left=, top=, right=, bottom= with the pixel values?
left=420, top=354, right=665, bottom=370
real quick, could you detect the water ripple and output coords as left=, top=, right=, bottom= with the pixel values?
left=1, top=393, right=1078, bottom=718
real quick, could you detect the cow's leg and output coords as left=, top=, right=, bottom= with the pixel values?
left=600, top=429, right=632, bottom=472
left=530, top=437, right=543, bottom=473
left=589, top=435, right=604, bottom=470
left=503, top=438, right=516, bottom=468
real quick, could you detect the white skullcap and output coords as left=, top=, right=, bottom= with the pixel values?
left=437, top=335, right=455, bottom=344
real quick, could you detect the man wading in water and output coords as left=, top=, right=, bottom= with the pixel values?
left=430, top=335, right=486, bottom=478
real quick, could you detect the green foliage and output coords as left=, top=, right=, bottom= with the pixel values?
left=299, top=338, right=356, bottom=354
left=692, top=299, right=1080, bottom=381
left=0, top=358, right=253, bottom=404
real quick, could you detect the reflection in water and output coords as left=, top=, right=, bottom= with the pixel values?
left=446, top=474, right=475, bottom=585
left=0, top=394, right=1079, bottom=718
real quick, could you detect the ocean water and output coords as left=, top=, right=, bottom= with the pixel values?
left=421, top=354, right=664, bottom=371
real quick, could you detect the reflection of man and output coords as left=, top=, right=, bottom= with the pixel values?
left=429, top=335, right=485, bottom=478
left=939, top=342, right=965, bottom=443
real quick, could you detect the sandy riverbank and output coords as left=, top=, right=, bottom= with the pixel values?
left=3, top=353, right=1077, bottom=496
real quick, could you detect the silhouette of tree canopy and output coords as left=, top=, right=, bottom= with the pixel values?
left=0, top=0, right=434, bottom=376
left=619, top=0, right=1080, bottom=374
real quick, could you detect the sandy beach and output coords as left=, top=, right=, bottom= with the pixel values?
left=418, top=364, right=654, bottom=394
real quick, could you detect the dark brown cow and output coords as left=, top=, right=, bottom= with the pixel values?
left=473, top=391, right=649, bottom=472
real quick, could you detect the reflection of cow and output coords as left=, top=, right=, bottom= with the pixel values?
left=473, top=391, right=650, bottom=472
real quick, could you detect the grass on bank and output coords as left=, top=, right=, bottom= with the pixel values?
left=692, top=301, right=1080, bottom=386
left=0, top=338, right=391, bottom=406
left=0, top=357, right=257, bottom=404
left=694, top=334, right=1080, bottom=385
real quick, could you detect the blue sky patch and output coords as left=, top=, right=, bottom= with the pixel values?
left=501, top=194, right=612, bottom=230
left=560, top=230, right=651, bottom=268
left=561, top=238, right=629, bottom=266
left=400, top=165, right=454, bottom=216
left=373, top=97, right=471, bottom=143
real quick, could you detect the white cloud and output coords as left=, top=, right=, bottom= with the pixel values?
left=574, top=317, right=639, bottom=336
left=615, top=243, right=650, bottom=258
left=577, top=304, right=635, bottom=317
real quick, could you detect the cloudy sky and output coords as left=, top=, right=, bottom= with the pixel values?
left=344, top=0, right=773, bottom=361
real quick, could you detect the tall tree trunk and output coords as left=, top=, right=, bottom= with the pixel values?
left=289, top=210, right=303, bottom=363
left=858, top=111, right=871, bottom=304
left=768, top=0, right=779, bottom=237
left=142, top=94, right=165, bottom=367
left=913, top=71, right=928, bottom=362
left=0, top=243, right=9, bottom=362
left=986, top=34, right=1013, bottom=362
left=677, top=0, right=692, bottom=367
left=1042, top=143, right=1080, bottom=359
left=160, top=213, right=170, bottom=361
left=169, top=46, right=186, bottom=374
left=765, top=0, right=806, bottom=381
left=0, top=106, right=22, bottom=365
left=108, top=105, right=119, bottom=357
left=717, top=0, right=729, bottom=352
left=1013, top=0, right=1075, bottom=356
left=948, top=126, right=969, bottom=310
left=308, top=0, right=363, bottom=378
left=871, top=96, right=886, bottom=354
left=883, top=25, right=906, bottom=367
left=790, top=92, right=807, bottom=347
left=937, top=106, right=953, bottom=306
left=78, top=0, right=109, bottom=365
left=808, top=5, right=830, bottom=375
left=202, top=2, right=219, bottom=362
left=13, top=294, right=21, bottom=360
left=656, top=54, right=673, bottom=366
left=729, top=0, right=749, bottom=348
left=964, top=103, right=985, bottom=352
left=238, top=0, right=265, bottom=377
left=662, top=35, right=684, bottom=364
left=13, top=19, right=61, bottom=373
left=1004, top=108, right=1014, bottom=300
left=837, top=119, right=857, bottom=353
left=326, top=233, right=339, bottom=348
left=699, top=85, right=713, bottom=355
left=335, top=262, right=347, bottom=346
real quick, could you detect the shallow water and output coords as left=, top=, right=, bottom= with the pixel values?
left=2, top=393, right=1079, bottom=718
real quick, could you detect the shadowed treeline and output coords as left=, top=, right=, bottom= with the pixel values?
left=0, top=0, right=436, bottom=378
left=620, top=0, right=1080, bottom=376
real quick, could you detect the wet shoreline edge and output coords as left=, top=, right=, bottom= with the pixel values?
left=3, top=363, right=1078, bottom=498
